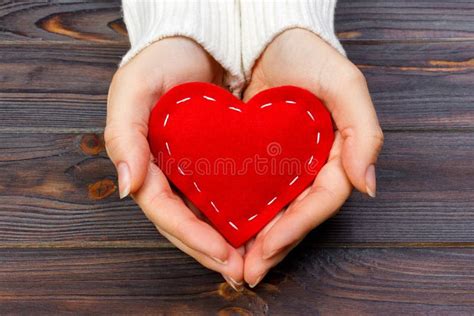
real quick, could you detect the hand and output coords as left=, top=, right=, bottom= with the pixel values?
left=105, top=37, right=244, bottom=290
left=242, top=28, right=384, bottom=287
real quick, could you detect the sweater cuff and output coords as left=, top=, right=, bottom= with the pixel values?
left=240, top=0, right=345, bottom=81
left=120, top=0, right=245, bottom=95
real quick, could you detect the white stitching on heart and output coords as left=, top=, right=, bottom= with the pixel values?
left=203, top=95, right=216, bottom=102
left=228, top=106, right=242, bottom=112
left=248, top=214, right=258, bottom=221
left=193, top=181, right=201, bottom=193
left=163, top=94, right=319, bottom=235
left=229, top=221, right=239, bottom=230
left=317, top=132, right=321, bottom=144
left=289, top=176, right=299, bottom=186
left=176, top=97, right=191, bottom=104
left=267, top=196, right=277, bottom=206
left=210, top=201, right=220, bottom=213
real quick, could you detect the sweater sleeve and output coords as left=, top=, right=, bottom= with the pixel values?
left=120, top=0, right=245, bottom=95
left=240, top=0, right=345, bottom=80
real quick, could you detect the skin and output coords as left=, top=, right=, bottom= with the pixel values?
left=105, top=37, right=245, bottom=289
left=242, top=28, right=383, bottom=287
left=105, top=29, right=383, bottom=290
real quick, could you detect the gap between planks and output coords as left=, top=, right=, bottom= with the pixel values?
left=0, top=127, right=105, bottom=134
left=2, top=38, right=474, bottom=47
left=3, top=241, right=474, bottom=249
left=2, top=128, right=474, bottom=134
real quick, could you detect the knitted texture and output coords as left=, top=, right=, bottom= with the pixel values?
left=120, top=0, right=244, bottom=94
left=120, top=0, right=344, bottom=94
left=241, top=0, right=345, bottom=80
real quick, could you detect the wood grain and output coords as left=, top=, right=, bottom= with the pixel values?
left=2, top=1, right=474, bottom=43
left=343, top=40, right=474, bottom=130
left=1, top=41, right=473, bottom=132
left=0, top=42, right=120, bottom=132
left=0, top=1, right=125, bottom=42
left=1, top=0, right=474, bottom=312
left=0, top=132, right=157, bottom=245
left=336, top=0, right=474, bottom=41
left=0, top=131, right=472, bottom=246
left=0, top=247, right=474, bottom=314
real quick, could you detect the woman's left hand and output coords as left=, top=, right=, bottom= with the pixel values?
left=242, top=28, right=384, bottom=288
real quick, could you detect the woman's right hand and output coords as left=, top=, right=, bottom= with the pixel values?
left=105, top=37, right=244, bottom=291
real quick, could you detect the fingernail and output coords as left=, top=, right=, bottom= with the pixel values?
left=222, top=274, right=243, bottom=292
left=211, top=256, right=228, bottom=265
left=117, top=162, right=131, bottom=199
left=249, top=273, right=266, bottom=288
left=365, top=164, right=377, bottom=198
left=229, top=276, right=243, bottom=286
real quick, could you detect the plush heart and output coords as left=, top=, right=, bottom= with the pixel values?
left=148, top=82, right=334, bottom=247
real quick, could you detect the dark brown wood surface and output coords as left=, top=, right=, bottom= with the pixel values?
left=0, top=131, right=473, bottom=246
left=1, top=247, right=474, bottom=315
left=0, top=0, right=473, bottom=314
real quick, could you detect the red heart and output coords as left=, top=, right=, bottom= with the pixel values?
left=148, top=82, right=334, bottom=247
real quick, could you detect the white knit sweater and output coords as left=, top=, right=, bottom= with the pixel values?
left=121, top=0, right=345, bottom=96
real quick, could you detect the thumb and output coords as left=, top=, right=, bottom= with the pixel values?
left=325, top=68, right=384, bottom=197
left=340, top=122, right=384, bottom=198
left=105, top=74, right=159, bottom=198
left=105, top=122, right=150, bottom=198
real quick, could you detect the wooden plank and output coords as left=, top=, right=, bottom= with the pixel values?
left=0, top=131, right=472, bottom=246
left=336, top=0, right=474, bottom=41
left=1, top=1, right=474, bottom=43
left=347, top=40, right=474, bottom=131
left=0, top=132, right=158, bottom=245
left=1, top=41, right=473, bottom=132
left=318, top=131, right=474, bottom=244
left=0, top=43, right=123, bottom=131
left=0, top=247, right=474, bottom=314
left=0, top=1, right=125, bottom=42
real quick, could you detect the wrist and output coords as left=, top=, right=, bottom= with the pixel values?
left=240, top=0, right=345, bottom=81
left=120, top=0, right=244, bottom=95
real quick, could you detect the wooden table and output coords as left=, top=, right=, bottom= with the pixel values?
left=1, top=1, right=473, bottom=314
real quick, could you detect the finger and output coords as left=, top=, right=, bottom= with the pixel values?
left=182, top=194, right=207, bottom=222
left=244, top=236, right=302, bottom=288
left=158, top=227, right=244, bottom=291
left=133, top=161, right=232, bottom=265
left=261, top=133, right=352, bottom=259
left=244, top=209, right=285, bottom=255
left=236, top=245, right=246, bottom=257
left=243, top=210, right=290, bottom=287
left=105, top=71, right=160, bottom=198
left=244, top=237, right=256, bottom=254
left=322, top=63, right=384, bottom=197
